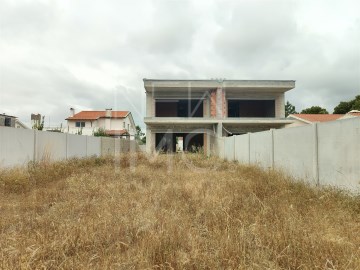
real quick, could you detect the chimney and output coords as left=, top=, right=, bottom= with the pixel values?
left=105, top=108, right=112, bottom=117
left=70, top=108, right=75, bottom=116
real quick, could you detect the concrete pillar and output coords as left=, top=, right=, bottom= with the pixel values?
left=270, top=129, right=275, bottom=169
left=203, top=98, right=211, bottom=117
left=248, top=132, right=251, bottom=164
left=313, top=123, right=319, bottom=186
left=216, top=122, right=223, bottom=137
left=146, top=93, right=155, bottom=117
left=146, top=128, right=155, bottom=154
left=276, top=94, right=285, bottom=118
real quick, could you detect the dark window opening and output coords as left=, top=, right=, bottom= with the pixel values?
left=228, top=132, right=246, bottom=137
left=155, top=100, right=203, bottom=117
left=4, top=117, right=12, bottom=127
left=75, top=121, right=85, bottom=127
left=156, top=133, right=204, bottom=153
left=228, top=100, right=275, bottom=118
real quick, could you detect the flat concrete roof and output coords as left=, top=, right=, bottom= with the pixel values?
left=143, top=79, right=295, bottom=93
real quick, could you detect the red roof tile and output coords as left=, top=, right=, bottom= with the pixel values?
left=290, top=114, right=344, bottom=123
left=66, top=111, right=129, bottom=120
left=105, top=129, right=129, bottom=136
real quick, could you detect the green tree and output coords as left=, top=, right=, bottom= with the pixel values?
left=93, top=128, right=108, bottom=137
left=333, top=95, right=360, bottom=114
left=135, top=125, right=145, bottom=142
left=301, top=106, right=329, bottom=114
left=285, top=101, right=297, bottom=117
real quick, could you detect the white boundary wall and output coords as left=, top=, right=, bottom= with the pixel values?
left=0, top=128, right=35, bottom=167
left=67, top=134, right=87, bottom=159
left=0, top=127, right=138, bottom=167
left=222, top=118, right=360, bottom=193
left=0, top=128, right=101, bottom=166
left=35, top=131, right=67, bottom=161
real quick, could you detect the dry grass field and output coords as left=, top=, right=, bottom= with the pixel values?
left=0, top=154, right=359, bottom=269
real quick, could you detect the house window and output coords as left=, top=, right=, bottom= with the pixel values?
left=228, top=100, right=275, bottom=118
left=155, top=99, right=204, bottom=117
left=4, top=117, right=11, bottom=127
left=127, top=124, right=129, bottom=131
left=123, top=122, right=125, bottom=128
left=75, top=121, right=85, bottom=127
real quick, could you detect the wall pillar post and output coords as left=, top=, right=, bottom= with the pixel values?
left=313, top=123, right=320, bottom=186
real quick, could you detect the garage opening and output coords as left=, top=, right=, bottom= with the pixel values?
left=228, top=100, right=275, bottom=118
left=155, top=133, right=204, bottom=153
left=155, top=100, right=203, bottom=117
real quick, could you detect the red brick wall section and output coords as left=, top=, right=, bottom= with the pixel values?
left=210, top=90, right=217, bottom=117
left=222, top=89, right=227, bottom=117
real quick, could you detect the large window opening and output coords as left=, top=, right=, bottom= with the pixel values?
left=155, top=100, right=203, bottom=117
left=228, top=100, right=275, bottom=118
left=155, top=133, right=204, bottom=153
left=4, top=117, right=12, bottom=127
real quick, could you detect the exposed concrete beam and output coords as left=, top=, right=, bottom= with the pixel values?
left=144, top=117, right=294, bottom=125
left=144, top=79, right=295, bottom=93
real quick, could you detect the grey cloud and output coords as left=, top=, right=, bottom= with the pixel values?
left=0, top=0, right=56, bottom=40
left=128, top=1, right=197, bottom=55
left=214, top=1, right=297, bottom=68
left=0, top=0, right=359, bottom=127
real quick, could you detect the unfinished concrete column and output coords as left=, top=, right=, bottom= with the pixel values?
left=146, top=127, right=155, bottom=153
left=275, top=94, right=285, bottom=118
left=210, top=90, right=217, bottom=117
left=146, top=93, right=155, bottom=117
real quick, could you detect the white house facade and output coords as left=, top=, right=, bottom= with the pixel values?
left=66, top=109, right=136, bottom=139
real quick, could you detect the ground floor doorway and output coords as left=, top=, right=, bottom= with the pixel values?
left=155, top=133, right=204, bottom=153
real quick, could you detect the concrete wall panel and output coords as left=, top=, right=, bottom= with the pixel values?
left=274, top=125, right=314, bottom=183
left=36, top=131, right=67, bottom=162
left=249, top=131, right=272, bottom=168
left=129, top=140, right=139, bottom=152
left=217, top=137, right=225, bottom=159
left=234, top=134, right=249, bottom=164
left=0, top=127, right=35, bottom=167
left=67, top=134, right=87, bottom=158
left=87, top=136, right=101, bottom=157
left=318, top=118, right=360, bottom=192
left=224, top=136, right=235, bottom=161
left=101, top=137, right=115, bottom=156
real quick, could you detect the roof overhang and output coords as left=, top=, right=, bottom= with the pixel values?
left=287, top=115, right=312, bottom=124
left=144, top=117, right=293, bottom=126
left=143, top=79, right=295, bottom=93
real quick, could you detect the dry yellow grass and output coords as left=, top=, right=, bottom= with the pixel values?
left=0, top=154, right=359, bottom=269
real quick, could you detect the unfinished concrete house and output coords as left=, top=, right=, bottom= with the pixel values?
left=144, top=79, right=295, bottom=154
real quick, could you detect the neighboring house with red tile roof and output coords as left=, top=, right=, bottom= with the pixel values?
left=338, top=110, right=360, bottom=120
left=286, top=113, right=344, bottom=127
left=65, top=108, right=136, bottom=138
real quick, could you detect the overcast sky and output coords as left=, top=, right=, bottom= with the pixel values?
left=0, top=0, right=359, bottom=128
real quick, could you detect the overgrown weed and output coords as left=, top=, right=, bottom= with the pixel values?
left=0, top=153, right=359, bottom=269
